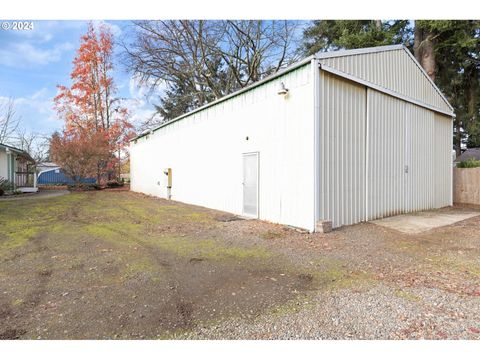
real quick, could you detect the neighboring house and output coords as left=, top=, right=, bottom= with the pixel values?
left=37, top=164, right=96, bottom=185
left=0, top=143, right=37, bottom=192
left=36, top=161, right=61, bottom=173
left=130, top=45, right=454, bottom=232
left=454, top=148, right=480, bottom=165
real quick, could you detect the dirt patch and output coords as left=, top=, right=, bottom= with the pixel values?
left=0, top=191, right=315, bottom=339
left=1, top=191, right=480, bottom=339
left=0, top=328, right=27, bottom=340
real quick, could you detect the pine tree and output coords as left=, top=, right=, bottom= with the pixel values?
left=302, top=20, right=480, bottom=154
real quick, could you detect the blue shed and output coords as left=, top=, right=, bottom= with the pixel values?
left=37, top=168, right=96, bottom=185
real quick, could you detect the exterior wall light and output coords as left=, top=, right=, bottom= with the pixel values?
left=277, top=82, right=289, bottom=96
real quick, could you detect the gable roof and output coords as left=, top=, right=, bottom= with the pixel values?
left=132, top=45, right=454, bottom=142
left=317, top=44, right=453, bottom=114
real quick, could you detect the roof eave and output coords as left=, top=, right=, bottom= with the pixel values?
left=314, top=44, right=405, bottom=60
left=130, top=55, right=316, bottom=142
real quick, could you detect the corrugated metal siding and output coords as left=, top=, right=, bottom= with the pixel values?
left=37, top=169, right=96, bottom=185
left=405, top=103, right=436, bottom=212
left=367, top=90, right=407, bottom=220
left=319, top=72, right=366, bottom=228
left=319, top=49, right=452, bottom=114
left=319, top=78, right=453, bottom=228
left=434, top=113, right=453, bottom=207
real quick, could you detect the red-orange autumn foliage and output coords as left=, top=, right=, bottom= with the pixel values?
left=53, top=22, right=134, bottom=183
left=50, top=130, right=109, bottom=184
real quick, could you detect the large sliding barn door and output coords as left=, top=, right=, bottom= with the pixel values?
left=366, top=90, right=442, bottom=220
left=404, top=103, right=436, bottom=212
left=319, top=73, right=451, bottom=227
left=366, top=90, right=407, bottom=220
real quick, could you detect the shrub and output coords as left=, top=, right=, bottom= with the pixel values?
left=106, top=179, right=123, bottom=188
left=0, top=177, right=13, bottom=196
left=67, top=183, right=101, bottom=191
left=457, top=158, right=480, bottom=168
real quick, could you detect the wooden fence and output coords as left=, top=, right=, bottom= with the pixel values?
left=453, top=167, right=480, bottom=205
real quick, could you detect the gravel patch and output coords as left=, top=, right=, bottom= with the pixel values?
left=177, top=284, right=480, bottom=340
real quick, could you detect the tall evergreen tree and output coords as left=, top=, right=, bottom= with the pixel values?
left=303, top=20, right=411, bottom=54
left=417, top=21, right=480, bottom=153
left=302, top=20, right=480, bottom=154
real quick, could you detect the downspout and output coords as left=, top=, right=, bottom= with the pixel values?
left=312, top=57, right=321, bottom=232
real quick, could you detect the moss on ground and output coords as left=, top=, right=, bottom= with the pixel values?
left=153, top=235, right=272, bottom=261
left=11, top=298, right=24, bottom=307
left=0, top=225, right=39, bottom=254
left=304, top=258, right=376, bottom=291
left=260, top=231, right=285, bottom=240
left=427, top=255, right=480, bottom=277
left=123, top=258, right=164, bottom=282
left=394, top=289, right=422, bottom=302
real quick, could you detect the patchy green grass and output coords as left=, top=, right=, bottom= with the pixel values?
left=153, top=235, right=272, bottom=261
left=0, top=191, right=319, bottom=339
left=426, top=255, right=480, bottom=277
left=0, top=191, right=273, bottom=264
left=305, top=258, right=376, bottom=291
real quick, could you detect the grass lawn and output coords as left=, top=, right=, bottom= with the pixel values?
left=1, top=190, right=480, bottom=339
left=0, top=191, right=315, bottom=339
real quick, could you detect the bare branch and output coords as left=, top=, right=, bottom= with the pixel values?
left=122, top=20, right=301, bottom=123
left=0, top=98, right=20, bottom=144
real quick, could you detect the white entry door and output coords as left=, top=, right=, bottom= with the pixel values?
left=242, top=152, right=259, bottom=218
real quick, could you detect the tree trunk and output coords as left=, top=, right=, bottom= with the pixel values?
left=375, top=20, right=382, bottom=30
left=453, top=123, right=462, bottom=157
left=466, top=67, right=478, bottom=122
left=413, top=26, right=423, bottom=63
left=414, top=24, right=436, bottom=82
left=421, top=35, right=436, bottom=82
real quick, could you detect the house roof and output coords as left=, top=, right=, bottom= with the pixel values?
left=37, top=162, right=59, bottom=168
left=455, top=148, right=480, bottom=162
left=0, top=143, right=35, bottom=163
left=0, top=142, right=26, bottom=154
left=131, top=44, right=454, bottom=142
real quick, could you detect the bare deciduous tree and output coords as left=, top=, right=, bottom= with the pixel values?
left=15, top=129, right=50, bottom=163
left=0, top=98, right=20, bottom=144
left=122, top=20, right=301, bottom=123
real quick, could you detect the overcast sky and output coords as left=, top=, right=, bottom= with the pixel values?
left=0, top=20, right=155, bottom=138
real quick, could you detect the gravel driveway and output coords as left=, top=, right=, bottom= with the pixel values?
left=1, top=191, right=479, bottom=339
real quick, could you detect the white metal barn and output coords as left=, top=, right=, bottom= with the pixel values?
left=130, top=45, right=454, bottom=232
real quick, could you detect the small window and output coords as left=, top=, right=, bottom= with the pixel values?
left=55, top=169, right=60, bottom=173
